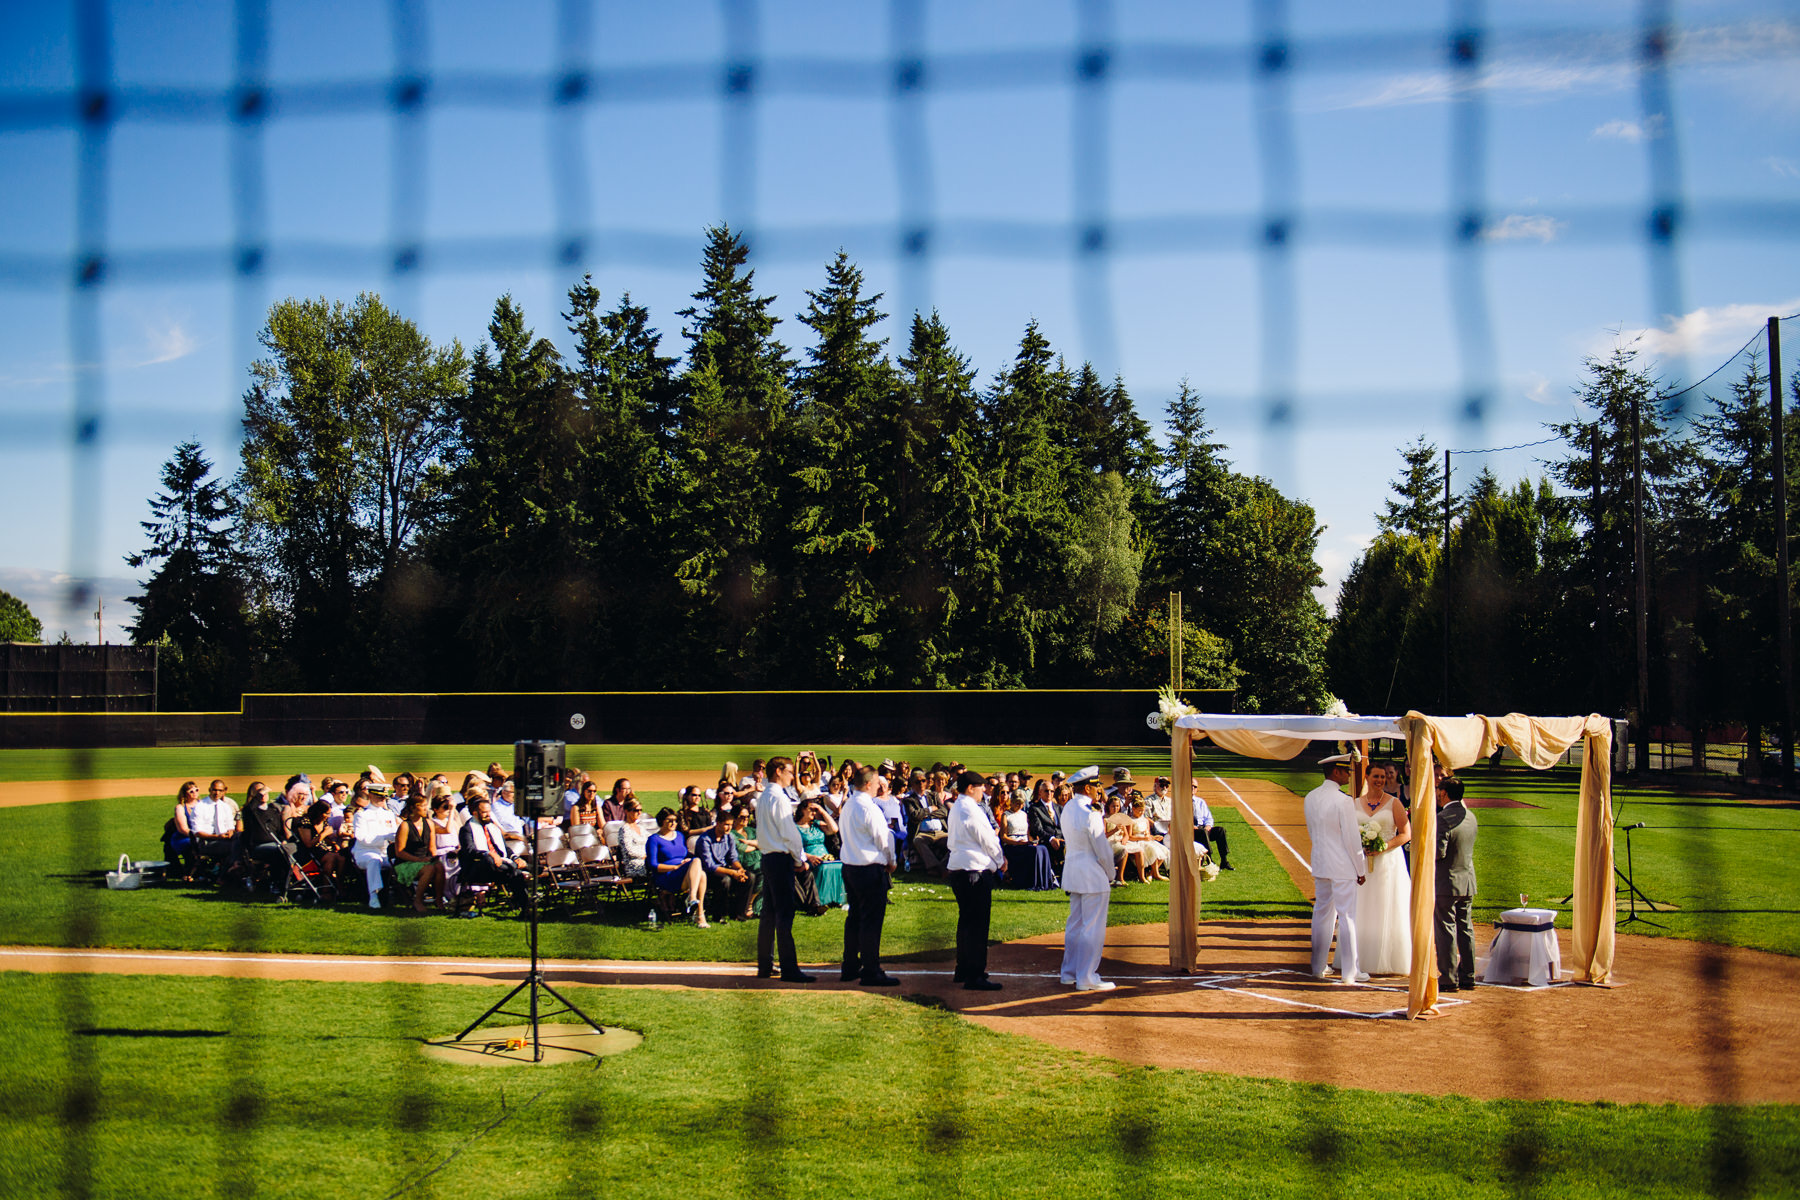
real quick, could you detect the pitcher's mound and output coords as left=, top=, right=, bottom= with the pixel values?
left=421, top=1022, right=642, bottom=1067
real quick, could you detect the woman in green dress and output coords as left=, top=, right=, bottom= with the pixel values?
left=796, top=799, right=845, bottom=909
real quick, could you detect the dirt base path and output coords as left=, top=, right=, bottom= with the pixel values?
left=6, top=920, right=1794, bottom=1106
left=0, top=771, right=714, bottom=808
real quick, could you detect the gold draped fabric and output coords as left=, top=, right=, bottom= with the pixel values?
left=1201, top=727, right=1315, bottom=761
left=1176, top=711, right=1615, bottom=1020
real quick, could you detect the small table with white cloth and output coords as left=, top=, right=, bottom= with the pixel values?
left=1481, top=907, right=1563, bottom=987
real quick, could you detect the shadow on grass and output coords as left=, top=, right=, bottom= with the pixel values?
left=76, top=1027, right=227, bottom=1038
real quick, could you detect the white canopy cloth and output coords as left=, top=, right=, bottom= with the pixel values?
left=1166, top=710, right=1613, bottom=1019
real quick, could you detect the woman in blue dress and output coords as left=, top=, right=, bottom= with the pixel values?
left=796, top=800, right=846, bottom=908
left=646, top=807, right=710, bottom=927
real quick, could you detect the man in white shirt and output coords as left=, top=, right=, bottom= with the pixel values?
left=947, top=770, right=1004, bottom=991
left=1304, top=754, right=1369, bottom=983
left=1058, top=766, right=1117, bottom=991
left=192, top=779, right=240, bottom=872
left=838, top=765, right=900, bottom=987
left=755, top=756, right=814, bottom=983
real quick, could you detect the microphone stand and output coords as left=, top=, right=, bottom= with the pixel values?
left=1614, top=820, right=1667, bottom=928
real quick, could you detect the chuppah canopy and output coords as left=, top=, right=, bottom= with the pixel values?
left=1166, top=710, right=1615, bottom=1020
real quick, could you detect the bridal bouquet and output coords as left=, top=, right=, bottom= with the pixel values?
left=1358, top=817, right=1385, bottom=857
left=1145, top=685, right=1198, bottom=736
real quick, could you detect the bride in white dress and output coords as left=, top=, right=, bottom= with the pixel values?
left=1342, top=762, right=1413, bottom=976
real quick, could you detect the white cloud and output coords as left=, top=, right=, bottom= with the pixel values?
left=1592, top=114, right=1665, bottom=142
left=0, top=566, right=138, bottom=644
left=1524, top=374, right=1555, bottom=406
left=1325, top=20, right=1799, bottom=111
left=1595, top=296, right=1800, bottom=363
left=1769, top=156, right=1800, bottom=179
left=135, top=315, right=198, bottom=367
left=1482, top=214, right=1564, bottom=243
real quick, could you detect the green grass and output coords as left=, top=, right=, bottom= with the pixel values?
left=1199, top=752, right=1800, bottom=958
left=0, top=792, right=1302, bottom=961
left=0, top=971, right=1790, bottom=1200
left=0, top=742, right=1183, bottom=786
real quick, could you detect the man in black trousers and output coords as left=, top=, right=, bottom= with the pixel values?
left=839, top=764, right=900, bottom=986
left=1434, top=775, right=1479, bottom=992
left=946, top=770, right=1004, bottom=991
left=755, top=756, right=814, bottom=982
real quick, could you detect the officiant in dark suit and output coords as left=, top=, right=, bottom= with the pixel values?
left=1434, top=776, right=1478, bottom=992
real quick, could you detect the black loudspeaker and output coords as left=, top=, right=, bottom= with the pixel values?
left=514, top=740, right=569, bottom=819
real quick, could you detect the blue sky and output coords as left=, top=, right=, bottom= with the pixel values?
left=1, top=0, right=1797, bottom=644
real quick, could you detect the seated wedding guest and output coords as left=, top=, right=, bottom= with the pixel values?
left=561, top=769, right=590, bottom=814
left=677, top=787, right=714, bottom=837
left=615, top=799, right=649, bottom=879
left=460, top=771, right=491, bottom=801
left=1103, top=796, right=1144, bottom=884
left=292, top=799, right=346, bottom=882
left=697, top=808, right=752, bottom=919
left=239, top=781, right=289, bottom=889
left=647, top=807, right=709, bottom=926
left=731, top=807, right=763, bottom=916
left=393, top=794, right=434, bottom=912
left=456, top=797, right=529, bottom=912
left=566, top=779, right=603, bottom=831
left=1190, top=780, right=1234, bottom=870
left=1001, top=793, right=1058, bottom=890
left=1025, top=778, right=1064, bottom=868
left=797, top=799, right=844, bottom=909
left=906, top=782, right=951, bottom=876
left=416, top=792, right=457, bottom=910
left=177, top=779, right=239, bottom=879
left=388, top=771, right=416, bottom=815
left=602, top=778, right=634, bottom=825
left=486, top=761, right=508, bottom=792
left=1127, top=797, right=1168, bottom=882
left=280, top=775, right=312, bottom=832
left=349, top=785, right=401, bottom=908
left=167, top=780, right=204, bottom=877
left=323, top=778, right=351, bottom=830
left=490, top=779, right=526, bottom=838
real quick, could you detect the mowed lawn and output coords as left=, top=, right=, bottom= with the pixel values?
left=1, top=972, right=1793, bottom=1200
left=0, top=742, right=1302, bottom=961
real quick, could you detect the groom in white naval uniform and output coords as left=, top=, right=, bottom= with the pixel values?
left=1304, top=753, right=1369, bottom=983
left=1058, top=766, right=1118, bottom=991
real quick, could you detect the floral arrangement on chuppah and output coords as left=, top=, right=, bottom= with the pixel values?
left=1146, top=685, right=1198, bottom=736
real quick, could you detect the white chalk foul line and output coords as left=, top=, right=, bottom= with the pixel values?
left=1210, top=773, right=1310, bottom=874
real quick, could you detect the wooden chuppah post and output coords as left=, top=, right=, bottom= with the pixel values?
left=1168, top=724, right=1200, bottom=971
left=1403, top=716, right=1440, bottom=1019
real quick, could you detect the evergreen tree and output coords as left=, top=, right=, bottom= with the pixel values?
left=665, top=226, right=794, bottom=682
left=1545, top=343, right=1684, bottom=719
left=979, top=321, right=1079, bottom=678
left=890, top=310, right=994, bottom=685
left=779, top=251, right=895, bottom=683
left=125, top=441, right=247, bottom=708
left=1326, top=531, right=1437, bottom=713
left=436, top=295, right=587, bottom=686
left=1378, top=435, right=1456, bottom=544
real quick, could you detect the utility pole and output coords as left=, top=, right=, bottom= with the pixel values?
left=1168, top=591, right=1183, bottom=693
left=1772, top=316, right=1793, bottom=789
left=1633, top=394, right=1650, bottom=776
left=1442, top=447, right=1451, bottom=712
left=1592, top=426, right=1606, bottom=716
left=95, top=595, right=102, bottom=646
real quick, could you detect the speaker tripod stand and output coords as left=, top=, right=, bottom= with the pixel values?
left=1614, top=820, right=1669, bottom=929
left=456, top=821, right=607, bottom=1062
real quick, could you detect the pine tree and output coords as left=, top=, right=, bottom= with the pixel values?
left=779, top=251, right=895, bottom=683
left=126, top=441, right=248, bottom=707
left=1378, top=435, right=1457, bottom=544
left=665, top=226, right=794, bottom=681
left=890, top=310, right=993, bottom=685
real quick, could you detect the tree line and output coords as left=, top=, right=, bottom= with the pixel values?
left=127, top=225, right=1331, bottom=711
left=1328, top=341, right=1800, bottom=771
